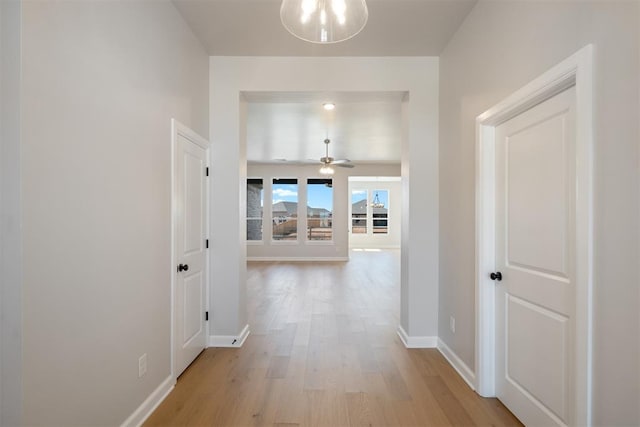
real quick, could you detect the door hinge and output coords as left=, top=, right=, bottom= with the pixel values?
left=206, top=239, right=209, bottom=249
left=205, top=167, right=209, bottom=177
left=205, top=311, right=209, bottom=321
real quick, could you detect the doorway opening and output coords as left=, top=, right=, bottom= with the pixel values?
left=348, top=176, right=401, bottom=250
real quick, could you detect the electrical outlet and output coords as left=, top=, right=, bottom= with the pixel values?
left=450, top=316, right=456, bottom=334
left=138, top=353, right=147, bottom=378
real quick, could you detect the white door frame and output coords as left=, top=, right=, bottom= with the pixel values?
left=170, top=119, right=210, bottom=380
left=475, top=45, right=594, bottom=425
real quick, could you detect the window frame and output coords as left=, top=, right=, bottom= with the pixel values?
left=305, top=177, right=334, bottom=244
left=350, top=188, right=368, bottom=235
left=371, top=189, right=390, bottom=235
left=246, top=177, right=264, bottom=244
left=271, top=177, right=300, bottom=244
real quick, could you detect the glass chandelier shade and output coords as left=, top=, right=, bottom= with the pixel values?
left=319, top=165, right=335, bottom=175
left=280, top=0, right=368, bottom=44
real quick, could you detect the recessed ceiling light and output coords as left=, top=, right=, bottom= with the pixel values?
left=323, top=103, right=335, bottom=111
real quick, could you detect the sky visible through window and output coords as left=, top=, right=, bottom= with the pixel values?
left=307, top=184, right=332, bottom=211
left=272, top=184, right=297, bottom=205
left=272, top=183, right=333, bottom=211
left=371, top=190, right=389, bottom=207
left=271, top=186, right=389, bottom=210
left=352, top=189, right=366, bottom=204
left=351, top=190, right=388, bottom=207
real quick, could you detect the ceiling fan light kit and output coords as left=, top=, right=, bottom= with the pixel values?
left=318, top=137, right=353, bottom=174
left=280, top=0, right=369, bottom=44
left=319, top=165, right=335, bottom=175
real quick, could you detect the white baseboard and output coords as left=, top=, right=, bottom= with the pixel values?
left=208, top=324, right=250, bottom=348
left=349, top=245, right=401, bottom=249
left=247, top=257, right=349, bottom=262
left=121, top=375, right=174, bottom=427
left=437, top=338, right=476, bottom=391
left=396, top=325, right=438, bottom=348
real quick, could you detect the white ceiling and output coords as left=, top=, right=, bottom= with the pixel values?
left=245, top=92, right=404, bottom=164
left=176, top=1, right=477, bottom=164
left=172, top=0, right=477, bottom=56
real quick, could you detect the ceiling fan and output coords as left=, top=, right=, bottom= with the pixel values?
left=317, top=138, right=354, bottom=172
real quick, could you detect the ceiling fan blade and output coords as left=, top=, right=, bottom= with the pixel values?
left=335, top=163, right=355, bottom=168
left=332, top=159, right=351, bottom=165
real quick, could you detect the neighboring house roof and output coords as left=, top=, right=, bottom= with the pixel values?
left=272, top=201, right=331, bottom=217
left=352, top=199, right=387, bottom=215
left=272, top=199, right=388, bottom=216
left=308, top=206, right=331, bottom=217
left=272, top=201, right=298, bottom=215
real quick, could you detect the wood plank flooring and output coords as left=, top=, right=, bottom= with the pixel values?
left=145, top=249, right=522, bottom=426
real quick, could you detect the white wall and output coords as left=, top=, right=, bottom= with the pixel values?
left=20, top=1, right=209, bottom=424
left=246, top=164, right=400, bottom=260
left=0, top=1, right=22, bottom=425
left=438, top=1, right=639, bottom=425
left=348, top=178, right=402, bottom=249
left=211, top=57, right=439, bottom=340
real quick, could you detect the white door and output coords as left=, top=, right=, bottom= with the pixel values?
left=173, top=121, right=209, bottom=377
left=495, top=86, right=576, bottom=426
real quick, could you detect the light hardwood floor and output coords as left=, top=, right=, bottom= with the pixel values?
left=145, top=249, right=521, bottom=426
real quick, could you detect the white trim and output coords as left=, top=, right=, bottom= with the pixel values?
left=349, top=245, right=401, bottom=250
left=396, top=325, right=437, bottom=348
left=437, top=338, right=476, bottom=391
left=170, top=119, right=211, bottom=381
left=120, top=375, right=174, bottom=427
left=174, top=119, right=209, bottom=150
left=208, top=324, right=250, bottom=348
left=304, top=240, right=335, bottom=246
left=247, top=256, right=349, bottom=262
left=475, top=45, right=594, bottom=425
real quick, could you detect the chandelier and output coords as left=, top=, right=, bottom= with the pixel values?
left=280, top=0, right=369, bottom=44
left=371, top=192, right=384, bottom=208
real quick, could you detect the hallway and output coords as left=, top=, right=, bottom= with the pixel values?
left=145, top=250, right=520, bottom=426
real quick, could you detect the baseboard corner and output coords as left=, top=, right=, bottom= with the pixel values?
left=396, top=325, right=438, bottom=348
left=437, top=338, right=476, bottom=391
left=121, top=375, right=174, bottom=427
left=208, top=324, right=250, bottom=348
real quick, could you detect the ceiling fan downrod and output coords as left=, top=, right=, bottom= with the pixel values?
left=321, top=138, right=334, bottom=164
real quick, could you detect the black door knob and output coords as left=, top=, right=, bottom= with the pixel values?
left=490, top=271, right=502, bottom=281
left=178, top=264, right=189, bottom=272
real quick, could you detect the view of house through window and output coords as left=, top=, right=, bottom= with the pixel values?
left=351, top=189, right=367, bottom=234
left=372, top=190, right=389, bottom=234
left=307, top=179, right=333, bottom=241
left=350, top=189, right=389, bottom=235
left=272, top=178, right=298, bottom=241
left=246, top=178, right=263, bottom=241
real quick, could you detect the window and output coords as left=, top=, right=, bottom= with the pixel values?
left=272, top=178, right=298, bottom=241
left=307, top=178, right=333, bottom=241
left=246, top=178, right=263, bottom=241
left=351, top=189, right=367, bottom=234
left=372, top=190, right=389, bottom=234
